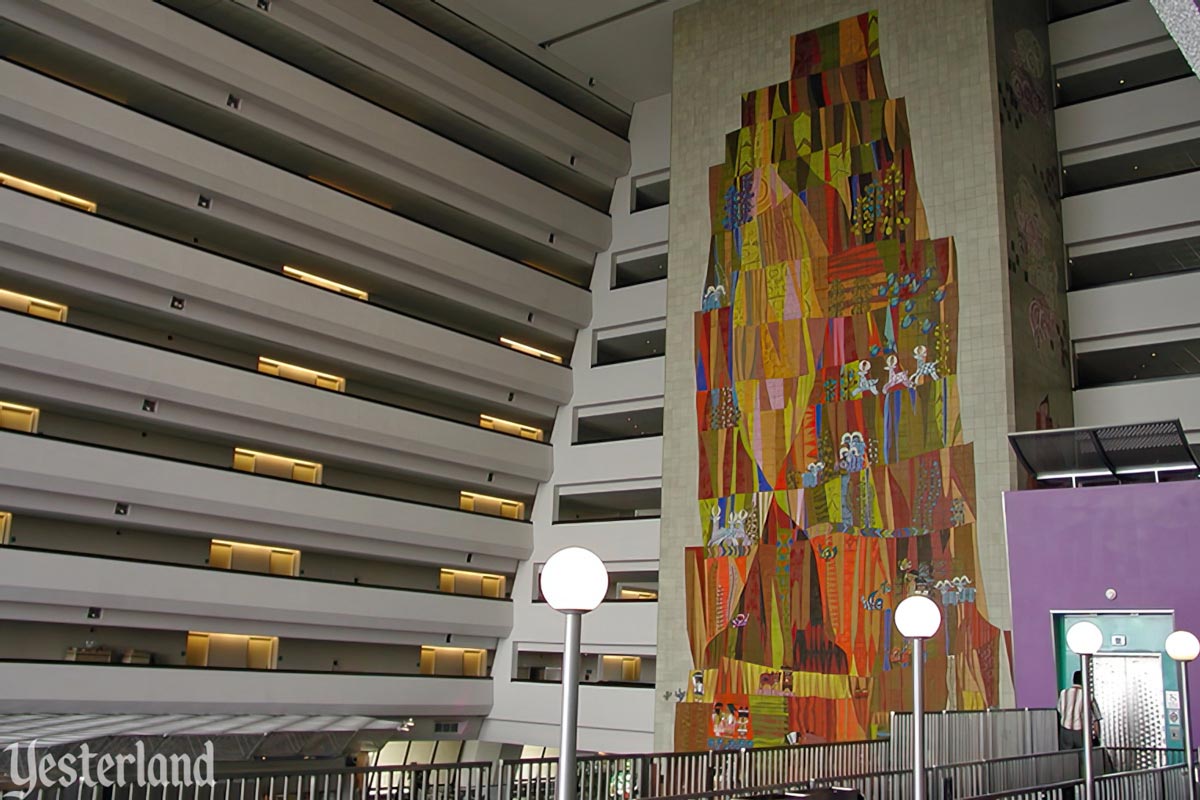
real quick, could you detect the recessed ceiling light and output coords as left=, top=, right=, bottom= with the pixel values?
left=1151, top=352, right=1157, bottom=357
left=1119, top=79, right=1125, bottom=85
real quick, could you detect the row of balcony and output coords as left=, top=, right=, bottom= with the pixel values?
left=0, top=659, right=651, bottom=717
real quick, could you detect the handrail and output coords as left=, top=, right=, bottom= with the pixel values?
left=960, top=761, right=1190, bottom=799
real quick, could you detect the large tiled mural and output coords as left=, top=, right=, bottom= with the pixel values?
left=675, top=11, right=1007, bottom=749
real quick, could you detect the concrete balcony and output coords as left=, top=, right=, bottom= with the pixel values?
left=0, top=547, right=510, bottom=648
left=1050, top=0, right=1174, bottom=75
left=0, top=661, right=491, bottom=716
left=0, top=432, right=531, bottom=572
left=0, top=311, right=550, bottom=494
left=158, top=0, right=630, bottom=186
left=0, top=189, right=570, bottom=420
left=515, top=600, right=658, bottom=654
left=482, top=679, right=652, bottom=753
left=0, top=59, right=590, bottom=336
left=6, top=0, right=610, bottom=266
left=1075, top=375, right=1200, bottom=443
left=1069, top=270, right=1200, bottom=351
left=1057, top=78, right=1200, bottom=165
left=1062, top=171, right=1200, bottom=256
left=540, top=519, right=662, bottom=564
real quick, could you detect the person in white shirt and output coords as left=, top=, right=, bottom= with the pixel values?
left=1058, top=670, right=1102, bottom=749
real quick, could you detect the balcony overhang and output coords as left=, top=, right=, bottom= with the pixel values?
left=1008, top=419, right=1200, bottom=486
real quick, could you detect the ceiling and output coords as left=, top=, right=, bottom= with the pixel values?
left=446, top=0, right=699, bottom=103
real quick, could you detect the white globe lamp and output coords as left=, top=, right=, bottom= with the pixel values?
left=1066, top=621, right=1104, bottom=656
left=540, top=547, right=609, bottom=612
left=1167, top=631, right=1200, bottom=663
left=895, top=594, right=942, bottom=639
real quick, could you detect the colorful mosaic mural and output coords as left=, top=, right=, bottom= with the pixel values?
left=675, top=11, right=1007, bottom=750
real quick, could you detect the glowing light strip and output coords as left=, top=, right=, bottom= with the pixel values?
left=282, top=266, right=369, bottom=300
left=440, top=568, right=505, bottom=580
left=479, top=413, right=544, bottom=441
left=258, top=357, right=345, bottom=389
left=460, top=490, right=523, bottom=505
left=500, top=337, right=563, bottom=364
left=211, top=538, right=299, bottom=557
left=233, top=447, right=321, bottom=469
left=0, top=172, right=96, bottom=212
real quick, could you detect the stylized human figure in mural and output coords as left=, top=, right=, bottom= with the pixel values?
left=702, top=284, right=726, bottom=312
left=801, top=461, right=825, bottom=489
left=682, top=12, right=1001, bottom=750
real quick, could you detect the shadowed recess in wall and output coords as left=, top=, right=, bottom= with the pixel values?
left=675, top=11, right=1008, bottom=750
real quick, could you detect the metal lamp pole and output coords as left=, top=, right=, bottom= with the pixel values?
left=912, top=635, right=927, bottom=800
left=540, top=547, right=609, bottom=800
left=1167, top=630, right=1200, bottom=800
left=556, top=611, right=583, bottom=800
left=894, top=595, right=942, bottom=800
left=1066, top=621, right=1104, bottom=800
left=1081, top=653, right=1096, bottom=800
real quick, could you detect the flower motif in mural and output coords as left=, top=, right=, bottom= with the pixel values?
left=1000, top=29, right=1050, bottom=129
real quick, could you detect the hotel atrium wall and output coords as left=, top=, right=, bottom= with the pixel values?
left=483, top=95, right=670, bottom=755
left=0, top=0, right=662, bottom=746
left=655, top=0, right=1078, bottom=749
left=1052, top=0, right=1200, bottom=452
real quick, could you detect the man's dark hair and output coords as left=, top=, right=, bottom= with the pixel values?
left=1073, top=670, right=1083, bottom=686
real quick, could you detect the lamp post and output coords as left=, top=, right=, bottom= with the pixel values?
left=894, top=594, right=943, bottom=800
left=1167, top=630, right=1200, bottom=800
left=1066, top=620, right=1104, bottom=800
left=540, top=547, right=609, bottom=800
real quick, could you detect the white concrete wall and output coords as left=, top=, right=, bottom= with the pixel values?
left=0, top=189, right=570, bottom=420
left=1075, top=376, right=1200, bottom=442
left=8, top=0, right=610, bottom=262
left=1069, top=271, right=1200, bottom=351
left=0, top=547, right=510, bottom=647
left=1053, top=1, right=1200, bottom=442
left=1057, top=78, right=1200, bottom=165
left=1049, top=0, right=1174, bottom=76
left=0, top=60, right=590, bottom=337
left=186, top=0, right=631, bottom=182
left=0, top=661, right=491, bottom=716
left=0, top=433, right=531, bottom=570
left=1062, top=171, right=1200, bottom=253
left=483, top=93, right=671, bottom=753
left=0, top=0, right=637, bottom=740
left=0, top=311, right=550, bottom=494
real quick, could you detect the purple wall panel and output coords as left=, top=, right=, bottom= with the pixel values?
left=1004, top=480, right=1200, bottom=731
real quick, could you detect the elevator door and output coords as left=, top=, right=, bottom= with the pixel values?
left=1091, top=653, right=1166, bottom=767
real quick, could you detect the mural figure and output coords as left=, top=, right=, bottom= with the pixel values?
left=883, top=354, right=915, bottom=392
left=913, top=345, right=940, bottom=382
left=677, top=12, right=1005, bottom=750
left=853, top=360, right=880, bottom=397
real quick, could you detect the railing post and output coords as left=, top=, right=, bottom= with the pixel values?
left=635, top=755, right=650, bottom=800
